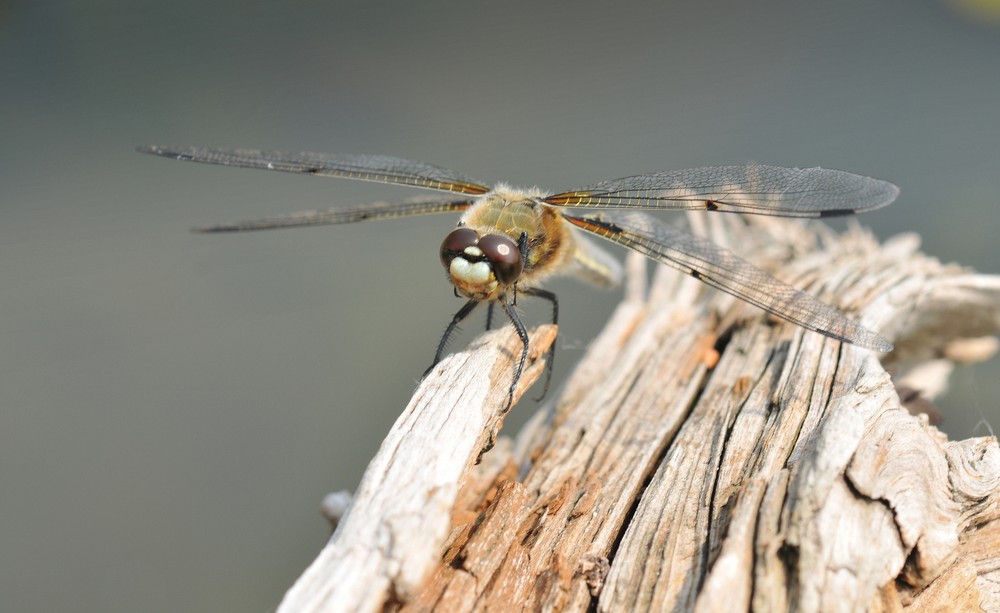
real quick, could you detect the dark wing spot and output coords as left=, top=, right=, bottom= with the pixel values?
left=818, top=208, right=854, bottom=218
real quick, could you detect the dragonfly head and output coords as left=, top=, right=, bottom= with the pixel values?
left=440, top=227, right=522, bottom=300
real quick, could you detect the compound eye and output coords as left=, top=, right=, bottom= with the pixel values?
left=440, top=227, right=479, bottom=267
left=478, top=234, right=522, bottom=284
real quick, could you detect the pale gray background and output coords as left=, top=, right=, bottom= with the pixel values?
left=2, top=0, right=999, bottom=611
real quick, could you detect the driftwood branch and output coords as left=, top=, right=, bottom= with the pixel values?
left=279, top=214, right=1000, bottom=612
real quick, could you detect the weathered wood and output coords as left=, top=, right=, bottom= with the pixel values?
left=277, top=325, right=557, bottom=612
left=279, top=214, right=1000, bottom=612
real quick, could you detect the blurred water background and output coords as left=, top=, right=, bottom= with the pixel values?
left=2, top=0, right=999, bottom=610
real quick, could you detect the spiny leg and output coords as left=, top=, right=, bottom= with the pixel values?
left=485, top=303, right=496, bottom=331
left=511, top=233, right=529, bottom=312
left=425, top=298, right=480, bottom=377
left=500, top=300, right=530, bottom=413
left=521, top=287, right=558, bottom=401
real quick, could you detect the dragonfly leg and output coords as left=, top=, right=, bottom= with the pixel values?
left=521, top=288, right=558, bottom=401
left=425, top=299, right=480, bottom=377
left=500, top=300, right=530, bottom=413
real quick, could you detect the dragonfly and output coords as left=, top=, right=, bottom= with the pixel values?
left=139, top=145, right=898, bottom=410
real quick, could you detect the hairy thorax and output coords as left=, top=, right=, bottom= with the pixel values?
left=450, top=186, right=576, bottom=300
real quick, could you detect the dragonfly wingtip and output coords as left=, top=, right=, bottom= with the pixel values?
left=887, top=181, right=901, bottom=202
left=191, top=224, right=227, bottom=234
left=865, top=335, right=894, bottom=353
left=137, top=144, right=189, bottom=160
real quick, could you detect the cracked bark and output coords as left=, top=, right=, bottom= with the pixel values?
left=278, top=214, right=1000, bottom=612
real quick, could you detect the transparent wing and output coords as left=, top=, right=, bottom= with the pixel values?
left=193, top=196, right=473, bottom=233
left=563, top=210, right=893, bottom=351
left=138, top=145, right=491, bottom=195
left=545, top=164, right=899, bottom=218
